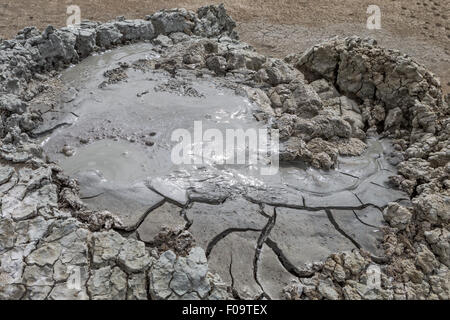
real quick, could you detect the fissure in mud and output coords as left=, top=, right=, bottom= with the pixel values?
left=0, top=4, right=448, bottom=301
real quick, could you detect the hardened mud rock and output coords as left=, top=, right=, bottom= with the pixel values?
left=0, top=4, right=449, bottom=300
left=281, top=37, right=449, bottom=300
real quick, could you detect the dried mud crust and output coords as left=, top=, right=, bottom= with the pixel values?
left=1, top=0, right=449, bottom=94
left=0, top=4, right=449, bottom=300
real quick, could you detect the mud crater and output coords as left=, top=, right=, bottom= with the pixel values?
left=35, top=41, right=408, bottom=299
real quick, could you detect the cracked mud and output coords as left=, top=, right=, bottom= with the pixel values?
left=35, top=43, right=409, bottom=299
left=0, top=4, right=449, bottom=300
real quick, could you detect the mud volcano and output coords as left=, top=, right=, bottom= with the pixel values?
left=0, top=5, right=448, bottom=300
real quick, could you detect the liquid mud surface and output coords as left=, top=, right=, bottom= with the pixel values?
left=38, top=43, right=409, bottom=299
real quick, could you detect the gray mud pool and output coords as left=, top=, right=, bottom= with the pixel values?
left=36, top=43, right=409, bottom=299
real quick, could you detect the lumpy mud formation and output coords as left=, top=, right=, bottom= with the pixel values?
left=0, top=5, right=449, bottom=300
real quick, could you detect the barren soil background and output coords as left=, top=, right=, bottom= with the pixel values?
left=1, top=0, right=449, bottom=93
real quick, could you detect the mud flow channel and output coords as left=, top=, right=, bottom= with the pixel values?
left=36, top=43, right=409, bottom=299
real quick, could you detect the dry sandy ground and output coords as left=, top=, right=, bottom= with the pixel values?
left=1, top=0, right=449, bottom=93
